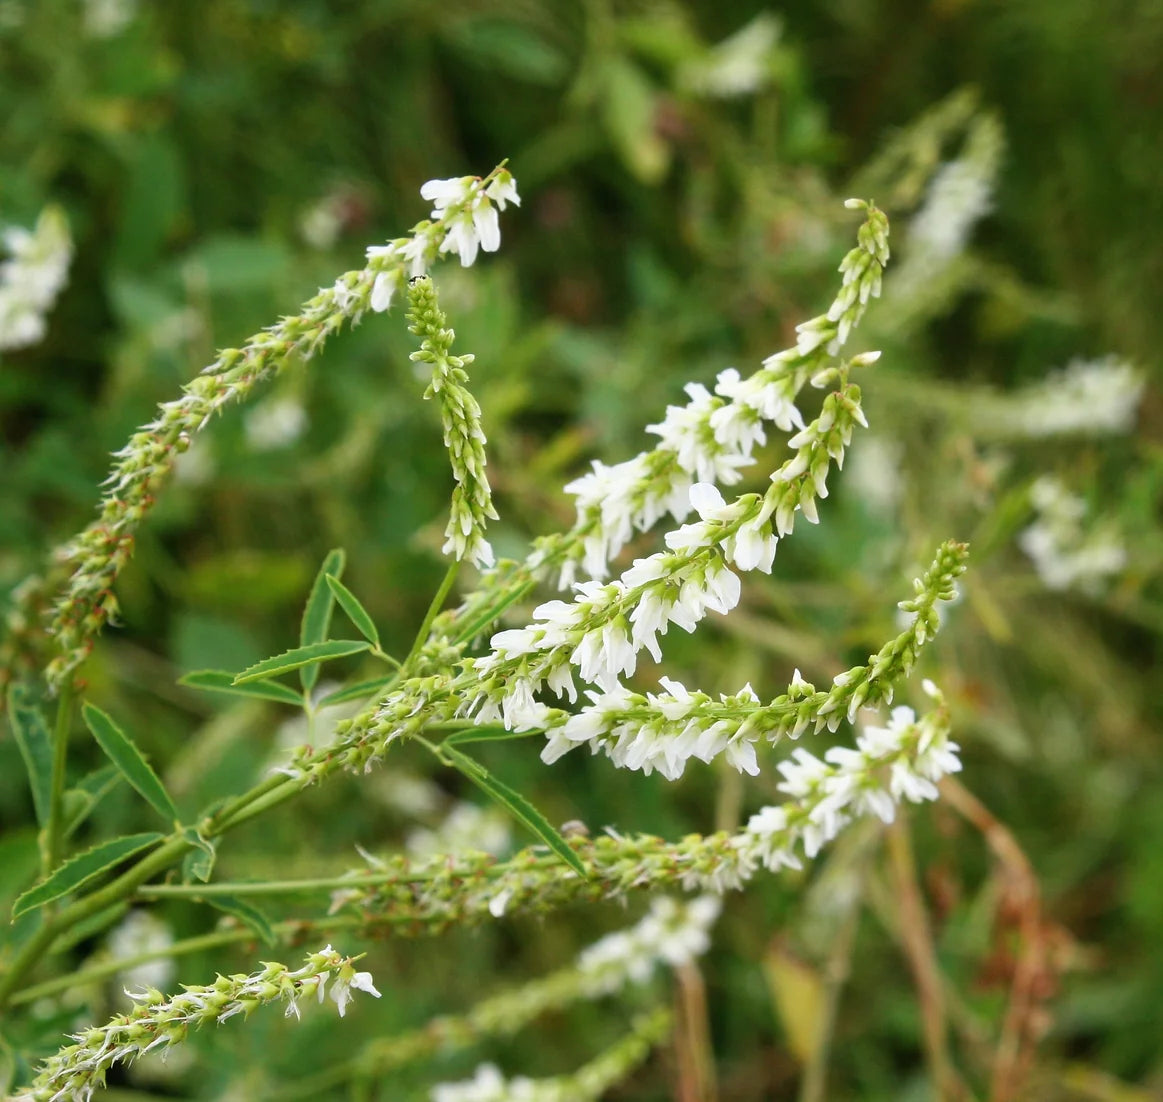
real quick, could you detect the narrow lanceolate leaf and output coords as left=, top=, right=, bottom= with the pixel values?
left=203, top=895, right=276, bottom=946
left=7, top=686, right=52, bottom=827
left=232, top=640, right=370, bottom=685
left=325, top=574, right=380, bottom=649
left=82, top=703, right=179, bottom=825
left=181, top=828, right=217, bottom=883
left=300, top=548, right=346, bottom=694
left=442, top=746, right=588, bottom=878
left=317, top=676, right=396, bottom=708
left=64, top=765, right=123, bottom=838
left=12, top=833, right=164, bottom=918
left=179, top=669, right=304, bottom=705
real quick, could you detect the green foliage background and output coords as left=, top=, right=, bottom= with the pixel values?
left=2, top=0, right=1162, bottom=1098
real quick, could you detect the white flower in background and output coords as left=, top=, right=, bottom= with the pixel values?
left=299, top=187, right=361, bottom=250
left=406, top=801, right=512, bottom=859
left=909, top=157, right=993, bottom=262
left=846, top=434, right=903, bottom=516
left=679, top=14, right=781, bottom=98
left=244, top=395, right=308, bottom=451
left=998, top=357, right=1143, bottom=438
left=107, top=910, right=175, bottom=994
left=578, top=895, right=720, bottom=992
left=1019, top=476, right=1127, bottom=593
left=373, top=770, right=444, bottom=817
left=83, top=0, right=137, bottom=37
left=0, top=206, right=73, bottom=352
left=172, top=440, right=215, bottom=486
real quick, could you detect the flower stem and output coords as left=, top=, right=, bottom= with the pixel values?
left=404, top=560, right=460, bottom=669
left=42, top=682, right=74, bottom=877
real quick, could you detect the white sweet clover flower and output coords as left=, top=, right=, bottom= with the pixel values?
left=407, top=801, right=512, bottom=860
left=1019, top=476, right=1127, bottom=594
left=991, top=356, right=1143, bottom=438
left=738, top=689, right=960, bottom=873
left=429, top=1008, right=671, bottom=1102
left=244, top=395, right=308, bottom=451
left=537, top=541, right=967, bottom=777
left=19, top=947, right=379, bottom=1101
left=406, top=275, right=498, bottom=569
left=890, top=112, right=1002, bottom=318
left=328, top=699, right=958, bottom=932
left=46, top=164, right=518, bottom=691
left=421, top=168, right=521, bottom=268
left=0, top=205, right=72, bottom=352
left=83, top=0, right=137, bottom=37
left=558, top=201, right=889, bottom=588
left=678, top=13, right=781, bottom=99
left=468, top=375, right=875, bottom=733
left=577, top=895, right=720, bottom=993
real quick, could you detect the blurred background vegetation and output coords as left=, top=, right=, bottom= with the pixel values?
left=2, top=0, right=1162, bottom=1098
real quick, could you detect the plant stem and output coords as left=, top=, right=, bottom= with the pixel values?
left=887, top=817, right=964, bottom=1101
left=43, top=682, right=74, bottom=876
left=7, top=916, right=363, bottom=1007
left=404, top=560, right=460, bottom=669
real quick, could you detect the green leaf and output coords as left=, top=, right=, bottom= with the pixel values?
left=232, top=640, right=370, bottom=685
left=442, top=747, right=588, bottom=878
left=443, top=725, right=542, bottom=746
left=203, top=895, right=277, bottom=946
left=324, top=574, right=380, bottom=649
left=82, top=703, right=179, bottom=825
left=6, top=686, right=52, bottom=827
left=64, top=765, right=123, bottom=838
left=452, top=579, right=536, bottom=645
left=300, top=548, right=346, bottom=693
left=317, top=676, right=396, bottom=708
left=179, top=669, right=304, bottom=705
left=13, top=833, right=164, bottom=918
left=180, top=828, right=217, bottom=883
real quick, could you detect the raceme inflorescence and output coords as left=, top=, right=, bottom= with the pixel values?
left=2, top=165, right=973, bottom=1101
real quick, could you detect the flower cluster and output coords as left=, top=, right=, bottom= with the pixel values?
left=326, top=698, right=959, bottom=929
left=887, top=111, right=1003, bottom=330
left=302, top=897, right=715, bottom=1093
left=1019, top=476, right=1127, bottom=593
left=575, top=895, right=720, bottom=989
left=469, top=370, right=876, bottom=732
left=430, top=1008, right=671, bottom=1102
left=45, top=166, right=518, bottom=690
left=906, top=114, right=1000, bottom=263
left=537, top=540, right=967, bottom=777
left=407, top=275, right=498, bottom=568
left=677, top=13, right=780, bottom=99
left=0, top=205, right=72, bottom=352
left=365, top=170, right=519, bottom=313
left=14, top=946, right=379, bottom=1102
left=738, top=687, right=961, bottom=873
left=553, top=200, right=889, bottom=587
left=990, top=356, right=1143, bottom=439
